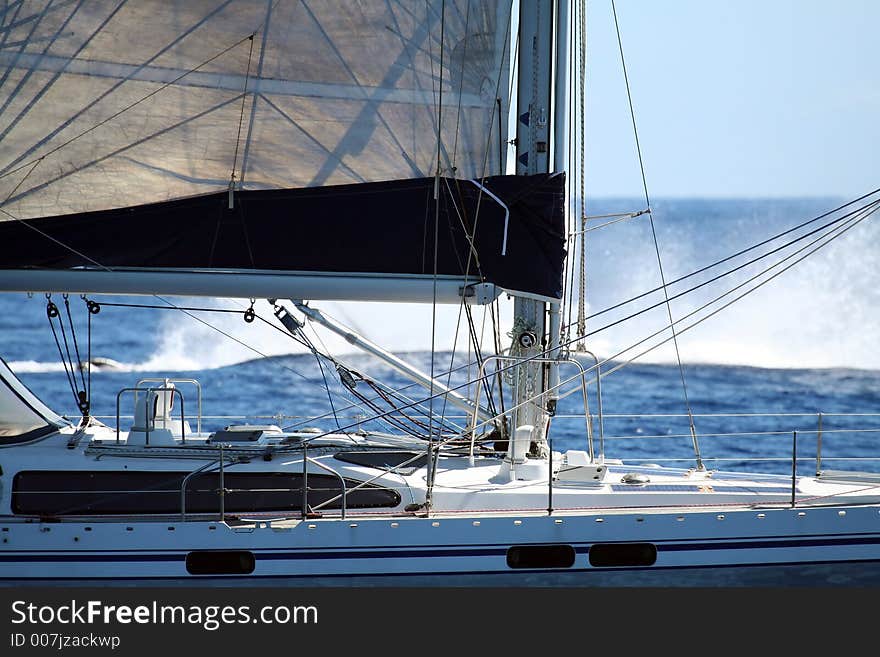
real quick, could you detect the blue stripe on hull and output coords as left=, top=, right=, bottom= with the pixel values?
left=3, top=559, right=880, bottom=587
left=2, top=532, right=880, bottom=565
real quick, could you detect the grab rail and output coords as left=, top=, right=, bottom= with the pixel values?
left=137, top=378, right=202, bottom=435
left=301, top=443, right=348, bottom=520
left=115, top=386, right=185, bottom=445
left=467, top=355, right=601, bottom=463
left=179, top=446, right=240, bottom=522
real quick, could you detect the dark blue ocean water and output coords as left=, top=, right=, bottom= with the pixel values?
left=2, top=198, right=878, bottom=477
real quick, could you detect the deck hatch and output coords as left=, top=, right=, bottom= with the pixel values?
left=12, top=470, right=400, bottom=515
left=333, top=451, right=428, bottom=474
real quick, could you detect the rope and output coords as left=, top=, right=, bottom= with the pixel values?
left=450, top=0, right=472, bottom=172
left=229, top=33, right=256, bottom=202
left=563, top=196, right=880, bottom=336
left=283, top=195, right=879, bottom=456
left=575, top=188, right=880, bottom=326
left=45, top=297, right=80, bottom=414
left=561, top=0, right=578, bottom=345
left=62, top=294, right=88, bottom=403
left=596, top=203, right=877, bottom=379
left=611, top=0, right=702, bottom=469
left=0, top=33, right=259, bottom=190
left=427, top=0, right=449, bottom=509
left=576, top=0, right=587, bottom=351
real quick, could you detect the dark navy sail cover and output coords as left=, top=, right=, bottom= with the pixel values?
left=0, top=173, right=566, bottom=300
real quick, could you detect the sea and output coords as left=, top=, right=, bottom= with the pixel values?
left=2, top=197, right=878, bottom=477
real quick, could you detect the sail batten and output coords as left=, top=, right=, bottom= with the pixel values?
left=0, top=52, right=493, bottom=107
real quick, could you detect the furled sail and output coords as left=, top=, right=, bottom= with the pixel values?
left=0, top=1, right=565, bottom=301
left=0, top=172, right=566, bottom=300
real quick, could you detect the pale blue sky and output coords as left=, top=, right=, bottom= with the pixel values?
left=581, top=0, right=879, bottom=198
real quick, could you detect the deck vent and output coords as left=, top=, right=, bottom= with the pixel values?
left=186, top=550, right=255, bottom=575
left=506, top=544, right=576, bottom=569
left=620, top=473, right=650, bottom=485
left=588, top=542, right=657, bottom=567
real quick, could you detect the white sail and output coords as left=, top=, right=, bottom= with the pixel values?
left=0, top=0, right=512, bottom=219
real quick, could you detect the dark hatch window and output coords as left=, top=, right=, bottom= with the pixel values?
left=12, top=470, right=400, bottom=516
left=334, top=450, right=427, bottom=474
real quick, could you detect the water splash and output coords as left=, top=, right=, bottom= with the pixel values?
left=581, top=198, right=880, bottom=370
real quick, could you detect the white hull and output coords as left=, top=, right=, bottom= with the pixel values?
left=2, top=393, right=879, bottom=586
left=3, top=425, right=880, bottom=585
left=3, top=506, right=880, bottom=584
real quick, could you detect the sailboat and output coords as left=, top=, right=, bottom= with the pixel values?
left=0, top=0, right=879, bottom=585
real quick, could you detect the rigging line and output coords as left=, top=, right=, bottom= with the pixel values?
left=89, top=302, right=250, bottom=314
left=0, top=31, right=256, bottom=186
left=584, top=209, right=650, bottom=220
left=343, top=204, right=877, bottom=443
left=45, top=299, right=79, bottom=412
left=255, top=315, right=383, bottom=424
left=579, top=209, right=650, bottom=232
left=258, top=95, right=366, bottom=183
left=446, top=1, right=515, bottom=418
left=3, top=94, right=245, bottom=209
left=304, top=336, right=341, bottom=430
left=280, top=356, right=478, bottom=432
left=488, top=294, right=507, bottom=417
left=576, top=0, right=587, bottom=350
left=579, top=187, right=880, bottom=323
left=476, top=0, right=514, bottom=178
left=444, top=178, right=484, bottom=274
left=583, top=202, right=879, bottom=364
left=292, top=311, right=406, bottom=429
left=0, top=0, right=51, bottom=91
left=1, top=154, right=41, bottom=206
left=148, top=300, right=315, bottom=381
left=62, top=294, right=87, bottom=398
left=562, top=0, right=578, bottom=341
left=363, top=375, right=464, bottom=435
left=360, top=378, right=461, bottom=437
left=454, top=2, right=514, bottom=427
left=3, top=2, right=74, bottom=110
left=273, top=298, right=465, bottom=434
left=433, top=217, right=470, bottom=427
left=449, top=0, right=471, bottom=171
left=238, top=0, right=274, bottom=186
left=0, top=2, right=26, bottom=70
left=562, top=197, right=880, bottom=336
left=0, top=0, right=119, bottom=146
left=593, top=206, right=877, bottom=370
left=86, top=297, right=91, bottom=411
left=470, top=215, right=870, bottom=437
left=301, top=202, right=878, bottom=442
left=598, top=206, right=877, bottom=381
left=229, top=33, right=256, bottom=195
left=53, top=301, right=81, bottom=408
left=427, top=0, right=448, bottom=508
left=280, top=310, right=351, bottom=430
left=0, top=0, right=240, bottom=179
left=1, top=217, right=324, bottom=397
left=611, top=0, right=701, bottom=469
left=464, top=301, right=499, bottom=418
left=517, top=203, right=879, bottom=401
left=439, top=176, right=501, bottom=410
